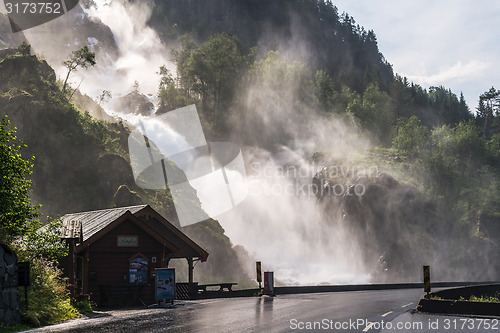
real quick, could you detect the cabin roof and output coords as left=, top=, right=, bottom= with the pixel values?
left=60, top=205, right=207, bottom=260
left=61, top=205, right=148, bottom=242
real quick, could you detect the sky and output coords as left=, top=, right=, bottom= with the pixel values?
left=334, top=0, right=500, bottom=112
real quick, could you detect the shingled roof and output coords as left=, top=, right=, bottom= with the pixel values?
left=61, top=205, right=148, bottom=242
left=60, top=205, right=207, bottom=260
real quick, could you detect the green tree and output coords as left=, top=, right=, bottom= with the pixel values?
left=453, top=121, right=485, bottom=160
left=0, top=116, right=39, bottom=242
left=181, top=33, right=246, bottom=118
left=487, top=134, right=500, bottom=164
left=17, top=41, right=32, bottom=56
left=347, top=83, right=395, bottom=145
left=248, top=50, right=313, bottom=101
left=20, top=217, right=68, bottom=261
left=334, top=85, right=359, bottom=111
left=428, top=86, right=465, bottom=126
left=172, top=34, right=198, bottom=98
left=477, top=87, right=499, bottom=137
left=156, top=65, right=194, bottom=114
left=393, top=115, right=428, bottom=155
left=458, top=92, right=471, bottom=121
left=314, top=69, right=337, bottom=112
left=62, top=46, right=96, bottom=97
left=429, top=121, right=486, bottom=180
left=390, top=75, right=414, bottom=119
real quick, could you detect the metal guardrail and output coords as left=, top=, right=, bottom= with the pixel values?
left=273, top=281, right=500, bottom=295
left=175, top=281, right=500, bottom=299
left=417, top=283, right=500, bottom=317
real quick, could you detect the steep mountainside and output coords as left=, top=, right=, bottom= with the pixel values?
left=148, top=0, right=393, bottom=92
left=0, top=51, right=130, bottom=215
left=0, top=50, right=253, bottom=285
left=1, top=0, right=498, bottom=284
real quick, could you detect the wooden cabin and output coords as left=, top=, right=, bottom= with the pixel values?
left=60, top=205, right=208, bottom=306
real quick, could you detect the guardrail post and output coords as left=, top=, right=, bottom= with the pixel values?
left=423, top=265, right=431, bottom=295
left=256, top=261, right=262, bottom=289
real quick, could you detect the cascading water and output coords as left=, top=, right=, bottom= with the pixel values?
left=32, top=1, right=373, bottom=285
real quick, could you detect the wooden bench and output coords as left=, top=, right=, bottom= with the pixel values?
left=197, top=283, right=237, bottom=292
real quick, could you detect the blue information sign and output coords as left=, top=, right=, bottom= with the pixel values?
left=155, top=268, right=175, bottom=301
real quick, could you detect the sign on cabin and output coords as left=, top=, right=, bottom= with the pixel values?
left=117, top=235, right=138, bottom=247
left=129, top=256, right=148, bottom=284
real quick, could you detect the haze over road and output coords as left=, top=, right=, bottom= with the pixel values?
left=22, top=288, right=499, bottom=332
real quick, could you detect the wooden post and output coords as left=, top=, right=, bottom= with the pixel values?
left=187, top=257, right=194, bottom=299
left=188, top=257, right=193, bottom=284
left=83, top=246, right=89, bottom=295
left=162, top=246, right=166, bottom=267
left=256, top=261, right=262, bottom=289
left=68, top=239, right=76, bottom=299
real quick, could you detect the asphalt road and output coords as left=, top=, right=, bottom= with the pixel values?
left=22, top=289, right=499, bottom=332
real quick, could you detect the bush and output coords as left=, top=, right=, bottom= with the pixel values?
left=20, top=217, right=68, bottom=262
left=19, top=256, right=79, bottom=327
left=17, top=42, right=32, bottom=56
left=74, top=295, right=95, bottom=315
left=393, top=115, right=428, bottom=155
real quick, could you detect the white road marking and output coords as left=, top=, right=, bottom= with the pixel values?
left=401, top=303, right=413, bottom=308
left=363, top=322, right=375, bottom=332
left=381, top=311, right=393, bottom=317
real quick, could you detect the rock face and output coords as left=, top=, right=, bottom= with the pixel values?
left=0, top=244, right=20, bottom=327
left=0, top=53, right=56, bottom=85
left=20, top=4, right=118, bottom=69
left=97, top=154, right=135, bottom=200
left=113, top=91, right=155, bottom=116
left=113, top=184, right=143, bottom=207
left=315, top=172, right=424, bottom=281
left=314, top=168, right=500, bottom=283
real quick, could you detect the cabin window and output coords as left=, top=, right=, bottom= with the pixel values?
left=129, top=257, right=148, bottom=284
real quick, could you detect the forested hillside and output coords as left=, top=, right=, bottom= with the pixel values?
left=0, top=47, right=253, bottom=286
left=0, top=0, right=499, bottom=285
left=144, top=1, right=487, bottom=140
left=149, top=0, right=393, bottom=89
left=144, top=0, right=500, bottom=281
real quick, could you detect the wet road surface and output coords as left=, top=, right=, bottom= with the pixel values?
left=21, top=289, right=498, bottom=332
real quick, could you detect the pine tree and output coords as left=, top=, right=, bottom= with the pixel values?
left=478, top=87, right=500, bottom=136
